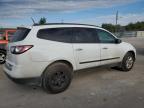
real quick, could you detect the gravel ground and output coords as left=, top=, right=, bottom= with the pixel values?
left=0, top=37, right=144, bottom=108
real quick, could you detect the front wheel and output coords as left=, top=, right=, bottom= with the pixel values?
left=42, top=62, right=73, bottom=93
left=120, top=53, right=135, bottom=71
left=0, top=50, right=6, bottom=64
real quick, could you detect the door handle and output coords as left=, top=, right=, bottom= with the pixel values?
left=76, top=48, right=83, bottom=51
left=102, top=47, right=108, bottom=49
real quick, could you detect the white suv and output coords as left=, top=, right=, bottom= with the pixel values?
left=4, top=23, right=136, bottom=93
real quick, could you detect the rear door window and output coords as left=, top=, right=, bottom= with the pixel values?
left=72, top=28, right=99, bottom=43
left=10, top=28, right=30, bottom=42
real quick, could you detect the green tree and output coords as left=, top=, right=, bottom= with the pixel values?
left=102, top=21, right=144, bottom=32
left=102, top=23, right=116, bottom=32
left=125, top=21, right=144, bottom=31
left=39, top=17, right=47, bottom=25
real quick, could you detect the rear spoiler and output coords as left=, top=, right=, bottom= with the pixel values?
left=17, top=27, right=31, bottom=30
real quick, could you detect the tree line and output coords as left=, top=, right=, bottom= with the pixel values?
left=38, top=17, right=144, bottom=32
left=102, top=21, right=144, bottom=32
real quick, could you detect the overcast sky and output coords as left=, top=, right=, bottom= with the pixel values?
left=0, top=0, right=144, bottom=27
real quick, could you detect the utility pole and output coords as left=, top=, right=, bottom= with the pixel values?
left=115, top=11, right=118, bottom=33
left=116, top=11, right=118, bottom=25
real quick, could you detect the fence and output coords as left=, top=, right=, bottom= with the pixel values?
left=114, top=31, right=144, bottom=38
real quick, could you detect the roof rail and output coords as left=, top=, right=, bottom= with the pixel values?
left=33, top=23, right=100, bottom=28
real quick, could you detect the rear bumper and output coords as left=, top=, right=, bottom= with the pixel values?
left=3, top=60, right=48, bottom=85
left=3, top=61, right=27, bottom=78
left=3, top=60, right=48, bottom=78
left=4, top=69, right=41, bottom=86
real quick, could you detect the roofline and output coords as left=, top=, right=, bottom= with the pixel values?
left=33, top=23, right=100, bottom=28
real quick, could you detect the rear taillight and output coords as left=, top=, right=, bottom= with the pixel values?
left=10, top=45, right=33, bottom=54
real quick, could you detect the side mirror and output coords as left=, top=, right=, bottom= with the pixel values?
left=115, top=39, right=122, bottom=44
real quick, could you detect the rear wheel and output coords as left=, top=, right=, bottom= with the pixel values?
left=0, top=50, right=6, bottom=64
left=42, top=62, right=73, bottom=93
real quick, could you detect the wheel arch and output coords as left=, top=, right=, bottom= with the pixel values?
left=48, top=60, right=74, bottom=70
left=127, top=50, right=136, bottom=61
left=41, top=60, right=74, bottom=77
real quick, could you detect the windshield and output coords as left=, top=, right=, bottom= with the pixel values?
left=10, top=28, right=30, bottom=42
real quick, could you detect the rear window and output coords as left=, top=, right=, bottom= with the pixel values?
left=10, top=28, right=30, bottom=42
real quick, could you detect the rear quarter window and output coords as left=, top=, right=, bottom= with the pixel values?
left=37, top=28, right=73, bottom=43
left=10, top=28, right=30, bottom=42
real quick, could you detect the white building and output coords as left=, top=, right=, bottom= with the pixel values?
left=137, top=31, right=144, bottom=37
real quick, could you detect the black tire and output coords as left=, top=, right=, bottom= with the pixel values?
left=0, top=50, right=6, bottom=64
left=42, top=62, right=73, bottom=93
left=120, top=52, right=135, bottom=71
